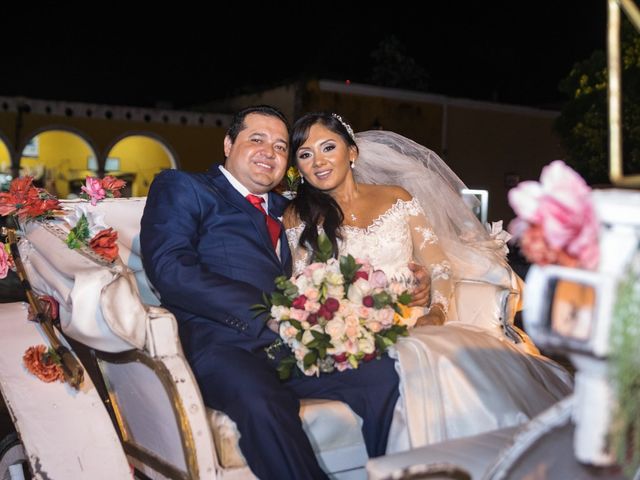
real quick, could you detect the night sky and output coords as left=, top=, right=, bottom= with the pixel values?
left=2, top=1, right=606, bottom=110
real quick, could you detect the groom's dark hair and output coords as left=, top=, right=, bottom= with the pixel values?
left=226, top=105, right=290, bottom=143
left=290, top=112, right=359, bottom=259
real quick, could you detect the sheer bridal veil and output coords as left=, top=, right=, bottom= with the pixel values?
left=353, top=130, right=515, bottom=292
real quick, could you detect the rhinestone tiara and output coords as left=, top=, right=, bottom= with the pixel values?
left=331, top=113, right=356, bottom=142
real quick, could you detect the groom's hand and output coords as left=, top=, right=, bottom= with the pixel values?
left=267, top=318, right=280, bottom=333
left=408, top=262, right=430, bottom=307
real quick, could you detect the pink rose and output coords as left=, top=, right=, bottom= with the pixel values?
left=369, top=270, right=388, bottom=288
left=289, top=308, right=309, bottom=322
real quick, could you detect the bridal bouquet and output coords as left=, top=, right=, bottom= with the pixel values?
left=256, top=234, right=417, bottom=379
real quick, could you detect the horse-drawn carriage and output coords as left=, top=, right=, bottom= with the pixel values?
left=0, top=193, right=537, bottom=479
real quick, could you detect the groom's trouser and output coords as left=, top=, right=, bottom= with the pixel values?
left=191, top=345, right=400, bottom=480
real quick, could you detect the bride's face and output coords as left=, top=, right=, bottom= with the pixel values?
left=295, top=123, right=357, bottom=192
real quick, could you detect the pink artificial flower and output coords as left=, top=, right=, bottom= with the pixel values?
left=508, top=160, right=599, bottom=270
left=81, top=177, right=106, bottom=206
left=0, top=247, right=10, bottom=279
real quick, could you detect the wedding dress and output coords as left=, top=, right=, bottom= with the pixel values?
left=285, top=197, right=573, bottom=453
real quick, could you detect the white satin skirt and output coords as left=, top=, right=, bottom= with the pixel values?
left=386, top=323, right=574, bottom=453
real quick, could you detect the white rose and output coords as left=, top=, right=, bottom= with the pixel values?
left=325, top=318, right=346, bottom=340
left=311, top=265, right=328, bottom=285
left=325, top=271, right=344, bottom=286
left=270, top=305, right=289, bottom=320
left=347, top=278, right=371, bottom=305
left=326, top=284, right=345, bottom=299
left=358, top=335, right=376, bottom=354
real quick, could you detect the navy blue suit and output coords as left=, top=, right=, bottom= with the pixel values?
left=140, top=166, right=399, bottom=480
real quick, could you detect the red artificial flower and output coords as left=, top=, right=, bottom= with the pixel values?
left=0, top=176, right=60, bottom=220
left=23, top=345, right=64, bottom=383
left=101, top=176, right=126, bottom=197
left=89, top=228, right=119, bottom=262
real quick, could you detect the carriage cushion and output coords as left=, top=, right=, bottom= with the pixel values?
left=207, top=399, right=368, bottom=471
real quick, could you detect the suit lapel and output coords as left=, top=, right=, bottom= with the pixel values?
left=205, top=167, right=282, bottom=264
left=270, top=191, right=292, bottom=273
left=207, top=168, right=274, bottom=251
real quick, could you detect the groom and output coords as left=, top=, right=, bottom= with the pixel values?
left=140, top=105, right=425, bottom=479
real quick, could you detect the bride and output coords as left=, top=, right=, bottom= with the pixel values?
left=283, top=111, right=573, bottom=453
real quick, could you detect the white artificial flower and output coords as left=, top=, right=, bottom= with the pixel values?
left=63, top=203, right=109, bottom=237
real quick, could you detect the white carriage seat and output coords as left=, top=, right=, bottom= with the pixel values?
left=18, top=197, right=369, bottom=476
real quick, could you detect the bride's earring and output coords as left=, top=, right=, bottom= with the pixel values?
left=300, top=176, right=305, bottom=184
left=350, top=161, right=355, bottom=169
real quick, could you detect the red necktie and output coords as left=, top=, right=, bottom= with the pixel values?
left=246, top=194, right=281, bottom=249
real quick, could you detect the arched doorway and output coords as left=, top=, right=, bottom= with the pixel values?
left=105, top=134, right=177, bottom=197
left=0, top=134, right=12, bottom=191
left=19, top=128, right=98, bottom=199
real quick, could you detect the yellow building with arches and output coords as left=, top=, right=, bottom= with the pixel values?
left=0, top=96, right=230, bottom=198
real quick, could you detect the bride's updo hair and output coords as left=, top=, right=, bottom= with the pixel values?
left=290, top=112, right=359, bottom=259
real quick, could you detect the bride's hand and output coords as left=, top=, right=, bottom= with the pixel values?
left=407, top=262, right=430, bottom=307
left=415, top=305, right=447, bottom=326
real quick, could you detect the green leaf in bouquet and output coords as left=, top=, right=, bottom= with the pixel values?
left=339, top=254, right=360, bottom=283
left=274, top=275, right=289, bottom=289
left=277, top=356, right=297, bottom=380
left=310, top=330, right=331, bottom=342
left=391, top=324, right=409, bottom=337
left=283, top=286, right=299, bottom=298
left=271, top=291, right=292, bottom=307
left=303, top=351, right=318, bottom=370
left=348, top=355, right=359, bottom=369
left=313, top=232, right=334, bottom=263
left=376, top=335, right=391, bottom=351
left=289, top=318, right=302, bottom=330
left=372, top=291, right=393, bottom=309
left=397, top=291, right=412, bottom=305
left=250, top=292, right=272, bottom=317
left=250, top=303, right=268, bottom=316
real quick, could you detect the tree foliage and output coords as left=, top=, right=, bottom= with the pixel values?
left=554, top=19, right=640, bottom=185
left=369, top=35, right=430, bottom=91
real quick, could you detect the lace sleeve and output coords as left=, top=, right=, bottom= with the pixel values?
left=285, top=225, right=312, bottom=276
left=405, top=199, right=454, bottom=316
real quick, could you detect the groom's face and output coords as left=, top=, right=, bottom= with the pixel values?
left=223, top=113, right=289, bottom=194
